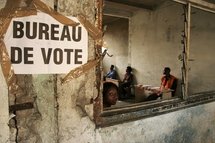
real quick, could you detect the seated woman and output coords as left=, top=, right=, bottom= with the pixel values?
left=103, top=82, right=118, bottom=108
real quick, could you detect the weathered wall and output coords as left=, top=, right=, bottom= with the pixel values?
left=98, top=102, right=215, bottom=143
left=1, top=0, right=97, bottom=142
left=57, top=0, right=97, bottom=143
left=103, top=1, right=183, bottom=95
left=103, top=1, right=215, bottom=95
left=103, top=18, right=129, bottom=80
left=0, top=1, right=9, bottom=143
left=0, top=66, right=9, bottom=143
left=99, top=2, right=215, bottom=143
left=130, top=2, right=183, bottom=88
left=1, top=0, right=215, bottom=143
left=189, top=8, right=215, bottom=94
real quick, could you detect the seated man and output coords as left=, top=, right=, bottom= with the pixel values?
left=119, top=66, right=134, bottom=99
left=146, top=67, right=177, bottom=101
left=160, top=67, right=177, bottom=96
left=105, top=65, right=117, bottom=80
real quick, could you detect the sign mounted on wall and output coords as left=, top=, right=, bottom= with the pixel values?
left=4, top=12, right=88, bottom=74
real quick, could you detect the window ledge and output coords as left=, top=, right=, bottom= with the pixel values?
left=97, top=91, right=215, bottom=127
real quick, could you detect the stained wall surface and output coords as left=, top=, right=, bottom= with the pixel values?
left=98, top=102, right=215, bottom=143
left=103, top=18, right=129, bottom=80
left=0, top=0, right=215, bottom=143
left=0, top=0, right=97, bottom=142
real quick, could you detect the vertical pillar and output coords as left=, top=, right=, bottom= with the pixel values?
left=0, top=66, right=9, bottom=142
left=182, top=3, right=191, bottom=99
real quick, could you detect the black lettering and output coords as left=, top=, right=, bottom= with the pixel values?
left=74, top=49, right=82, bottom=64
left=72, top=26, right=81, bottom=42
left=51, top=24, right=59, bottom=40
left=39, top=23, right=49, bottom=40
left=41, top=48, right=52, bottom=64
left=64, top=49, right=73, bottom=64
left=11, top=46, right=22, bottom=64
left=60, top=26, right=71, bottom=41
left=26, top=22, right=37, bottom=39
left=24, top=47, right=34, bottom=64
left=54, top=48, right=63, bottom=64
left=13, top=21, right=24, bottom=38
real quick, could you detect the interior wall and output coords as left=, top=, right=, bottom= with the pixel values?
left=189, top=8, right=215, bottom=94
left=98, top=3, right=215, bottom=142
left=103, top=18, right=129, bottom=80
left=130, top=1, right=183, bottom=88
left=103, top=1, right=183, bottom=95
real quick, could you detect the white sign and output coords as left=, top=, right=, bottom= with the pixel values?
left=4, top=12, right=88, bottom=74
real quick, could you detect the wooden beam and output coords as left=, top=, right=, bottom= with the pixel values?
left=173, top=0, right=215, bottom=13
left=106, top=0, right=154, bottom=10
left=104, top=1, right=139, bottom=18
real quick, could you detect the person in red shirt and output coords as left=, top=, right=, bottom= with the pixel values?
left=146, top=67, right=177, bottom=101
left=160, top=67, right=177, bottom=96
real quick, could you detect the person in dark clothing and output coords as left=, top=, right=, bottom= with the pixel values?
left=119, top=66, right=133, bottom=99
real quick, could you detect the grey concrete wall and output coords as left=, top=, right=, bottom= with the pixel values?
left=98, top=102, right=215, bottom=143
left=1, top=0, right=97, bottom=142
left=57, top=0, right=97, bottom=143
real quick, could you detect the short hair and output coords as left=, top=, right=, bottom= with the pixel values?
left=111, top=65, right=114, bottom=68
left=164, top=67, right=171, bottom=72
left=103, top=82, right=118, bottom=98
left=127, top=66, right=132, bottom=72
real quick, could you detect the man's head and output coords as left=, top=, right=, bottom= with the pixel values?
left=126, top=66, right=132, bottom=73
left=163, top=67, right=171, bottom=76
left=110, top=65, right=114, bottom=70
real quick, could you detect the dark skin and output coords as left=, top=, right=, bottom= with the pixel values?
left=103, top=83, right=118, bottom=108
left=163, top=68, right=171, bottom=79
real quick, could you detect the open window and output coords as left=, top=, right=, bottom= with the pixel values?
left=94, top=0, right=215, bottom=127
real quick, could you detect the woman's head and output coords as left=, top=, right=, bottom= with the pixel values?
left=103, top=82, right=118, bottom=107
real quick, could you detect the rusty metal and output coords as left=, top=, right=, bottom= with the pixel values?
left=9, top=102, right=34, bottom=112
